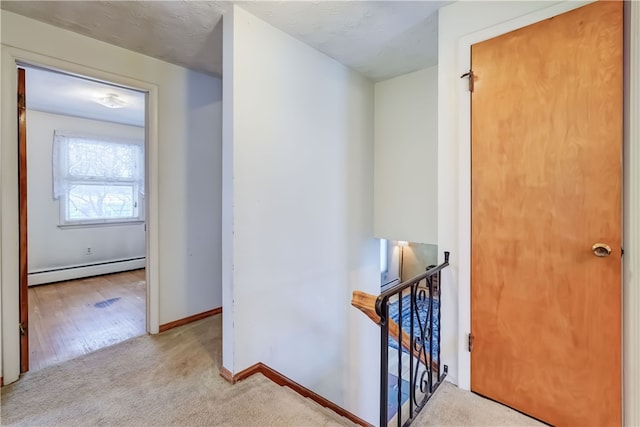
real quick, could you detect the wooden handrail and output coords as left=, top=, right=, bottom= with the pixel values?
left=351, top=290, right=435, bottom=369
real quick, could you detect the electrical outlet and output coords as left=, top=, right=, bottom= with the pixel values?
left=86, top=247, right=92, bottom=255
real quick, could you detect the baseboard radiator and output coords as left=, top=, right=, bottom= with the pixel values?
left=28, top=257, right=146, bottom=286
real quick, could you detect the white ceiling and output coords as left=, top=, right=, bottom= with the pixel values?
left=9, top=1, right=451, bottom=125
left=2, top=0, right=450, bottom=82
left=25, top=66, right=145, bottom=127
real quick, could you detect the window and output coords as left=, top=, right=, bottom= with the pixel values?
left=53, top=132, right=144, bottom=225
left=380, top=239, right=389, bottom=284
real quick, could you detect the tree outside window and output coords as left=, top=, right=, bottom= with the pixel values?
left=53, top=132, right=144, bottom=225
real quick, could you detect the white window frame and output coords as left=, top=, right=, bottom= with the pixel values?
left=53, top=131, right=145, bottom=227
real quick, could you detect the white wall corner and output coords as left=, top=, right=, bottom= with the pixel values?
left=221, top=6, right=235, bottom=374
left=223, top=6, right=378, bottom=422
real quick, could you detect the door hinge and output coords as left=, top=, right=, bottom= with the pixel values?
left=19, top=322, right=27, bottom=336
left=17, top=93, right=26, bottom=109
left=461, top=70, right=475, bottom=92
left=621, top=247, right=624, bottom=256
left=468, top=333, right=474, bottom=352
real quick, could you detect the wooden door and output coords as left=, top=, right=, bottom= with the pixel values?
left=18, top=67, right=29, bottom=373
left=470, top=2, right=622, bottom=426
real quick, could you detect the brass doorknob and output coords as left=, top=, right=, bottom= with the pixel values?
left=592, top=243, right=612, bottom=257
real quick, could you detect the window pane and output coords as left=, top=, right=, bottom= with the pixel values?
left=67, top=184, right=136, bottom=221
left=67, top=139, right=139, bottom=180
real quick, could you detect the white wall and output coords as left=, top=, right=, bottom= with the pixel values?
left=401, top=242, right=438, bottom=281
left=223, top=6, right=380, bottom=424
left=374, top=67, right=438, bottom=245
left=1, top=10, right=223, bottom=383
left=27, top=110, right=145, bottom=282
left=162, top=69, right=222, bottom=325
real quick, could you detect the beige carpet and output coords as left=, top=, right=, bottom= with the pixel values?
left=0, top=315, right=352, bottom=426
left=1, top=314, right=543, bottom=427
left=416, top=382, right=545, bottom=427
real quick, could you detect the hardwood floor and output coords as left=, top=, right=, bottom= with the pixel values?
left=28, top=269, right=146, bottom=372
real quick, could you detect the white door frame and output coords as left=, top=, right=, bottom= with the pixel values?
left=1, top=46, right=160, bottom=384
left=452, top=1, right=639, bottom=424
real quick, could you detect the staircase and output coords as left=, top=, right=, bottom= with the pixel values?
left=352, top=252, right=450, bottom=427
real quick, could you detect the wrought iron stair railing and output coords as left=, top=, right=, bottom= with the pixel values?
left=352, top=251, right=450, bottom=427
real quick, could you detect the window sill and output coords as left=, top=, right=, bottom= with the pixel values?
left=58, top=220, right=145, bottom=230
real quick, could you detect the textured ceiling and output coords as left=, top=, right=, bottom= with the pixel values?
left=240, top=1, right=447, bottom=81
left=1, top=1, right=449, bottom=82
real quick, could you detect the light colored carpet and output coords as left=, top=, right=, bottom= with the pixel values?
left=416, top=382, right=545, bottom=427
left=0, top=315, right=353, bottom=426
left=1, top=314, right=544, bottom=427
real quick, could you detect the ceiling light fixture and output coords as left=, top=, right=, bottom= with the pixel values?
left=96, top=93, right=126, bottom=109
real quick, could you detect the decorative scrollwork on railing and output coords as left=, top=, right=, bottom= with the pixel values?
left=412, top=280, right=433, bottom=407
left=376, top=252, right=450, bottom=427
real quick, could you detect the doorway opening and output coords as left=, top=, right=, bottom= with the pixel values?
left=19, top=64, right=149, bottom=372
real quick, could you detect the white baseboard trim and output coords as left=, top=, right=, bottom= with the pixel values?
left=28, top=258, right=146, bottom=286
